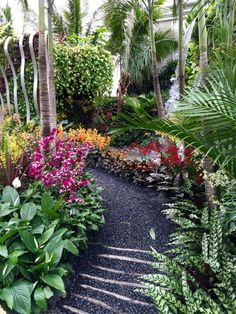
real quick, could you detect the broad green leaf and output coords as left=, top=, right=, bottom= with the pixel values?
left=8, top=216, right=20, bottom=224
left=0, top=245, right=8, bottom=258
left=42, top=274, right=65, bottom=294
left=32, top=225, right=45, bottom=234
left=51, top=228, right=67, bottom=239
left=3, top=256, right=18, bottom=278
left=44, top=235, right=63, bottom=266
left=34, top=287, right=47, bottom=310
left=12, top=282, right=32, bottom=314
left=2, top=250, right=26, bottom=277
left=54, top=267, right=68, bottom=277
left=41, top=193, right=54, bottom=211
left=9, top=241, right=25, bottom=252
left=0, top=287, right=13, bottom=309
left=20, top=231, right=38, bottom=253
left=0, top=230, right=17, bottom=244
left=18, top=265, right=33, bottom=281
left=43, top=286, right=54, bottom=299
left=2, top=186, right=20, bottom=207
left=20, top=203, right=37, bottom=221
left=0, top=203, right=17, bottom=217
left=39, top=220, right=58, bottom=246
left=63, top=240, right=79, bottom=256
left=41, top=193, right=59, bottom=219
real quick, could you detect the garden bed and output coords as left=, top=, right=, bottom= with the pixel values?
left=91, top=140, right=204, bottom=198
left=0, top=121, right=106, bottom=314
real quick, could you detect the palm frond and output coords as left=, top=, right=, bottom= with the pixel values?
left=100, top=0, right=135, bottom=54
left=64, top=0, right=84, bottom=35
left=2, top=2, right=12, bottom=24
left=52, top=10, right=67, bottom=38
left=112, top=61, right=236, bottom=178
left=155, top=27, right=177, bottom=60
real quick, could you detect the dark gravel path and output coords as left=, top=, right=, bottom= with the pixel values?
left=48, top=168, right=174, bottom=314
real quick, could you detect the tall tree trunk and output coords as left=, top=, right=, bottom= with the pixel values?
left=47, top=0, right=57, bottom=132
left=198, top=0, right=218, bottom=210
left=39, top=0, right=51, bottom=138
left=178, top=0, right=185, bottom=97
left=148, top=0, right=165, bottom=118
left=116, top=72, right=130, bottom=112
left=229, top=0, right=235, bottom=46
left=229, top=0, right=235, bottom=29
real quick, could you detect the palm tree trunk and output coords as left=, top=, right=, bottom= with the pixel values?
left=229, top=0, right=235, bottom=28
left=198, top=0, right=208, bottom=83
left=178, top=0, right=185, bottom=97
left=198, top=0, right=218, bottom=210
left=47, top=0, right=57, bottom=132
left=39, top=0, right=51, bottom=138
left=148, top=0, right=165, bottom=119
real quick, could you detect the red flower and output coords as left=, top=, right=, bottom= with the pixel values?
left=106, top=111, right=112, bottom=119
left=195, top=173, right=204, bottom=184
left=139, top=147, right=151, bottom=155
left=148, top=141, right=159, bottom=152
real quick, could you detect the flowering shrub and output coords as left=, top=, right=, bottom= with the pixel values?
left=0, top=125, right=106, bottom=312
left=95, top=140, right=202, bottom=191
left=58, top=126, right=111, bottom=151
left=109, top=140, right=192, bottom=170
left=29, top=129, right=94, bottom=203
left=0, top=115, right=38, bottom=164
left=0, top=116, right=39, bottom=187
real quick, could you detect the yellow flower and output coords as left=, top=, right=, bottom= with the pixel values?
left=59, top=127, right=110, bottom=151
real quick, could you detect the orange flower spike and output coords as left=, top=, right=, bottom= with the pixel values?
left=57, top=125, right=64, bottom=138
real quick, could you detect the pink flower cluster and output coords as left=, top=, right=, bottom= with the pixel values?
left=28, top=129, right=94, bottom=203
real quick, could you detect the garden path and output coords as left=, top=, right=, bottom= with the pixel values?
left=48, top=168, right=173, bottom=314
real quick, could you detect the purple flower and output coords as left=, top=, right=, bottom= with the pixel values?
left=28, top=129, right=93, bottom=204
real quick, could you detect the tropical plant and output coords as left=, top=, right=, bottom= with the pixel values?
left=59, top=127, right=111, bottom=151
left=38, top=0, right=54, bottom=138
left=0, top=185, right=72, bottom=313
left=0, top=181, right=105, bottom=313
left=53, top=0, right=88, bottom=38
left=176, top=0, right=185, bottom=96
left=0, top=3, right=12, bottom=24
left=47, top=0, right=57, bottom=133
left=113, top=53, right=236, bottom=179
left=139, top=200, right=236, bottom=313
left=17, top=0, right=57, bottom=136
left=100, top=0, right=177, bottom=116
left=207, top=0, right=236, bottom=52
left=5, top=39, right=112, bottom=126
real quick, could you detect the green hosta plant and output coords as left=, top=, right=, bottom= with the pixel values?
left=0, top=186, right=78, bottom=314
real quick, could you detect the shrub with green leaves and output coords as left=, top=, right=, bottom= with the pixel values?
left=54, top=43, right=113, bottom=124
left=7, top=42, right=113, bottom=125
left=0, top=180, right=105, bottom=314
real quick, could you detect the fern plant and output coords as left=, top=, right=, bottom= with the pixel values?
left=139, top=200, right=236, bottom=313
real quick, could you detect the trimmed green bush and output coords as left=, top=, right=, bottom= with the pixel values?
left=7, top=42, right=113, bottom=125
left=54, top=43, right=113, bottom=125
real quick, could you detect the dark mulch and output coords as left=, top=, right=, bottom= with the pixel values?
left=47, top=168, right=174, bottom=314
